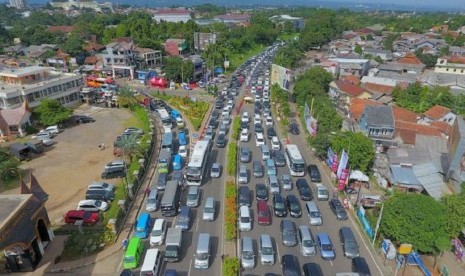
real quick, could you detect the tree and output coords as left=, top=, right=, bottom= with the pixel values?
left=354, top=44, right=363, bottom=55
left=163, top=57, right=194, bottom=83
left=60, top=32, right=84, bottom=56
left=115, top=133, right=143, bottom=163
left=330, top=132, right=375, bottom=173
left=441, top=194, right=465, bottom=238
left=117, top=86, right=139, bottom=110
left=34, top=98, right=72, bottom=126
left=381, top=194, right=450, bottom=254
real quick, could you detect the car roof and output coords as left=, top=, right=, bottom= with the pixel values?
left=317, top=233, right=331, bottom=243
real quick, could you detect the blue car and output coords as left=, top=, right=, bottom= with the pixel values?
left=317, top=233, right=335, bottom=260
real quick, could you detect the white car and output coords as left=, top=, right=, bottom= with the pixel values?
left=265, top=116, right=273, bottom=126
left=222, top=107, right=230, bottom=117
left=254, top=115, right=261, bottom=125
left=77, top=199, right=109, bottom=212
left=222, top=115, right=231, bottom=125
left=255, top=132, right=265, bottom=147
left=251, top=86, right=256, bottom=94
left=271, top=136, right=280, bottom=151
left=240, top=129, right=249, bottom=142
left=210, top=163, right=221, bottom=178
left=178, top=145, right=188, bottom=158
left=41, top=138, right=54, bottom=146
left=239, top=206, right=252, bottom=232
left=150, top=219, right=167, bottom=246
left=227, top=100, right=234, bottom=109
left=32, top=131, right=53, bottom=140
left=241, top=112, right=249, bottom=123
left=43, top=125, right=60, bottom=134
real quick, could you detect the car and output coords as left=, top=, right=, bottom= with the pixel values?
left=222, top=115, right=231, bottom=125
left=254, top=123, right=263, bottom=134
left=210, top=163, right=221, bottom=178
left=227, top=100, right=234, bottom=109
left=255, top=183, right=268, bottom=201
left=280, top=219, right=298, bottom=247
left=253, top=160, right=264, bottom=178
left=175, top=206, right=192, bottom=231
left=240, top=128, right=249, bottom=142
left=240, top=121, right=248, bottom=130
left=41, top=138, right=54, bottom=146
left=64, top=210, right=99, bottom=226
left=266, top=127, right=277, bottom=139
left=156, top=173, right=167, bottom=190
left=329, top=198, right=348, bottom=220
left=239, top=186, right=251, bottom=207
left=216, top=133, right=226, bottom=148
left=150, top=219, right=166, bottom=246
left=208, top=119, right=218, bottom=129
left=303, top=263, right=324, bottom=276
left=215, top=101, right=223, bottom=109
left=204, top=127, right=215, bottom=141
left=238, top=165, right=248, bottom=184
left=88, top=181, right=115, bottom=193
left=281, top=254, right=301, bottom=276
left=272, top=151, right=286, bottom=167
left=257, top=200, right=271, bottom=225
left=317, top=233, right=336, bottom=260
left=77, top=199, right=109, bottom=212
left=186, top=186, right=200, bottom=207
left=32, top=131, right=53, bottom=140
left=240, top=147, right=252, bottom=163
left=265, top=116, right=273, bottom=126
left=238, top=206, right=252, bottom=232
left=222, top=107, right=230, bottom=116
left=219, top=123, right=228, bottom=136
left=296, top=179, right=313, bottom=201
left=268, top=175, right=280, bottom=194
left=74, top=115, right=95, bottom=123
left=281, top=174, right=292, bottom=191
left=254, top=115, right=261, bottom=125
left=124, top=127, right=143, bottom=135
left=286, top=195, right=302, bottom=218
left=43, top=125, right=60, bottom=134
left=288, top=122, right=300, bottom=135
left=308, top=164, right=322, bottom=182
left=178, top=145, right=188, bottom=158
left=352, top=257, right=372, bottom=276
left=316, top=184, right=329, bottom=201
left=211, top=109, right=220, bottom=119
left=241, top=112, right=250, bottom=123
left=273, top=194, right=287, bottom=217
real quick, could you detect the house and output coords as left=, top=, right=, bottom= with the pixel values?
left=328, top=58, right=370, bottom=79
left=164, top=39, right=188, bottom=57
left=0, top=174, right=54, bottom=273
left=435, top=57, right=465, bottom=75
left=50, top=0, right=113, bottom=12
left=214, top=13, right=251, bottom=24
left=46, top=26, right=74, bottom=35
left=0, top=65, right=83, bottom=109
left=187, top=55, right=206, bottom=82
left=421, top=105, right=456, bottom=125
left=152, top=9, right=191, bottom=23
left=0, top=101, right=31, bottom=137
left=363, top=48, right=393, bottom=61
left=269, top=15, right=305, bottom=31
left=329, top=80, right=371, bottom=113
left=97, top=38, right=136, bottom=79
left=134, top=47, right=162, bottom=69
left=449, top=46, right=465, bottom=56
left=359, top=105, right=395, bottom=143
left=194, top=32, right=217, bottom=51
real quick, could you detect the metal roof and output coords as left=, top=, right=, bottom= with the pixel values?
left=412, top=162, right=449, bottom=200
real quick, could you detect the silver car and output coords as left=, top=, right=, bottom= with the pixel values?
left=239, top=165, right=248, bottom=184
left=210, top=163, right=221, bottom=178
left=175, top=206, right=191, bottom=231
left=240, top=147, right=252, bottom=163
left=241, top=236, right=255, bottom=270
left=316, top=184, right=329, bottom=201
left=186, top=186, right=200, bottom=207
left=281, top=174, right=292, bottom=191
left=268, top=175, right=280, bottom=194
left=281, top=219, right=297, bottom=247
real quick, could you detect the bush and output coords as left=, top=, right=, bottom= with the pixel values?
left=231, top=117, right=241, bottom=140
left=226, top=142, right=237, bottom=176
left=222, top=257, right=240, bottom=276
left=224, top=181, right=237, bottom=241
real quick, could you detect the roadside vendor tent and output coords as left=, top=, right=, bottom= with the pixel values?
left=349, top=170, right=369, bottom=182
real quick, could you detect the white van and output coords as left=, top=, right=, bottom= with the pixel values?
left=259, top=234, right=275, bottom=265
left=140, top=248, right=162, bottom=276
left=239, top=206, right=252, bottom=231
left=150, top=219, right=166, bottom=246
left=194, top=233, right=211, bottom=269
left=271, top=136, right=280, bottom=150
left=255, top=132, right=265, bottom=147
left=305, top=202, right=323, bottom=226
left=261, top=144, right=271, bottom=160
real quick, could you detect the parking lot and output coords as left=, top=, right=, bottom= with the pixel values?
left=16, top=105, right=133, bottom=225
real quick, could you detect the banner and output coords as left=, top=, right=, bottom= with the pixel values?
left=338, top=168, right=349, bottom=191
left=304, top=102, right=318, bottom=135
left=326, top=147, right=335, bottom=167
left=337, top=149, right=349, bottom=178
left=332, top=154, right=338, bottom=173
left=271, top=64, right=291, bottom=91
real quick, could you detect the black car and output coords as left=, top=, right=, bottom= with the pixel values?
left=156, top=172, right=167, bottom=190
left=307, top=164, right=321, bottom=182
left=296, top=179, right=313, bottom=201
left=74, top=115, right=95, bottom=124
left=241, top=121, right=248, bottom=130
left=211, top=110, right=220, bottom=120
left=267, top=127, right=277, bottom=139
left=288, top=123, right=300, bottom=135
left=239, top=186, right=251, bottom=207
left=216, top=133, right=226, bottom=148
left=303, top=263, right=323, bottom=276
left=286, top=195, right=302, bottom=218
left=329, top=198, right=348, bottom=220
left=281, top=254, right=301, bottom=276
left=255, top=183, right=268, bottom=201
left=253, top=160, right=264, bottom=178
left=215, top=101, right=223, bottom=109
left=273, top=194, right=287, bottom=217
left=272, top=151, right=286, bottom=167
left=208, top=119, right=218, bottom=129
left=352, top=257, right=371, bottom=276
left=255, top=123, right=264, bottom=134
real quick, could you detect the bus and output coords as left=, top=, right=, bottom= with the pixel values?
left=157, top=108, right=172, bottom=127
left=161, top=132, right=173, bottom=150
left=185, top=140, right=211, bottom=186
left=284, top=144, right=306, bottom=176
left=161, top=180, right=181, bottom=216
left=178, top=131, right=187, bottom=146
left=123, top=237, right=144, bottom=269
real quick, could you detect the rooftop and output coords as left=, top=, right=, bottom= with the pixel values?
left=0, top=65, right=47, bottom=78
left=334, top=80, right=366, bottom=97
left=423, top=105, right=451, bottom=120
left=363, top=82, right=395, bottom=95
left=153, top=9, right=191, bottom=15
left=364, top=105, right=394, bottom=127
left=0, top=194, right=31, bottom=230
left=349, top=98, right=382, bottom=121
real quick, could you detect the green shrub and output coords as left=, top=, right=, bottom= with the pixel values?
left=222, top=257, right=240, bottom=276
left=226, top=142, right=237, bottom=176
left=231, top=117, right=241, bottom=140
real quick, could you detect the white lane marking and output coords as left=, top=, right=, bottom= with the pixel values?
left=330, top=260, right=334, bottom=267
left=188, top=259, right=193, bottom=276
left=195, top=214, right=200, bottom=231
left=275, top=242, right=281, bottom=264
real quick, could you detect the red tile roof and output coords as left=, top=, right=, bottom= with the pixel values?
left=335, top=80, right=366, bottom=97
left=397, top=53, right=423, bottom=65
left=349, top=98, right=382, bottom=120
left=392, top=106, right=418, bottom=123
left=84, top=56, right=98, bottom=64
left=423, top=105, right=451, bottom=120
left=396, top=128, right=417, bottom=145
left=363, top=82, right=395, bottom=94
left=47, top=26, right=74, bottom=33
left=342, top=75, right=361, bottom=85
left=395, top=121, right=448, bottom=145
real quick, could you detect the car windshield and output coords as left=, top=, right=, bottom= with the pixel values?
left=179, top=215, right=189, bottom=223
left=240, top=172, right=247, bottom=177
left=346, top=240, right=358, bottom=249
left=197, top=253, right=209, bottom=260
left=259, top=211, right=268, bottom=217
left=290, top=203, right=300, bottom=211
left=205, top=207, right=215, bottom=213
left=275, top=202, right=285, bottom=209
left=212, top=167, right=219, bottom=172
left=321, top=244, right=332, bottom=251
left=284, top=229, right=295, bottom=235
left=152, top=229, right=162, bottom=236
left=310, top=211, right=320, bottom=218
left=243, top=251, right=254, bottom=259
left=303, top=240, right=314, bottom=247
left=94, top=200, right=102, bottom=207
left=124, top=256, right=135, bottom=263
left=148, top=198, right=157, bottom=204
left=319, top=189, right=328, bottom=195
left=187, top=193, right=197, bottom=200
left=240, top=216, right=250, bottom=223
left=262, top=247, right=273, bottom=255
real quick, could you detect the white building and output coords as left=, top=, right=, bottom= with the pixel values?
left=50, top=0, right=113, bottom=12
left=435, top=57, right=465, bottom=76
left=0, top=66, right=83, bottom=109
left=152, top=9, right=192, bottom=23
left=9, top=0, right=26, bottom=9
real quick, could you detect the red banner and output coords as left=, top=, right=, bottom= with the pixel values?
left=338, top=168, right=349, bottom=191
left=331, top=154, right=338, bottom=173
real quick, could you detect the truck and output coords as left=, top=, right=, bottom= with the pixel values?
left=9, top=143, right=30, bottom=160
left=160, top=180, right=181, bottom=216
left=25, top=140, right=44, bottom=154
left=165, top=228, right=182, bottom=262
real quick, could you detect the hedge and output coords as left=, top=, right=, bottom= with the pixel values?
left=224, top=181, right=237, bottom=241
left=231, top=117, right=241, bottom=140
left=226, top=142, right=237, bottom=176
left=222, top=257, right=240, bottom=276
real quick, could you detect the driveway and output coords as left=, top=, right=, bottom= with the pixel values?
left=15, top=105, right=132, bottom=225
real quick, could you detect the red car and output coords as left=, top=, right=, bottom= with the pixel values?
left=64, top=210, right=99, bottom=226
left=257, top=200, right=271, bottom=226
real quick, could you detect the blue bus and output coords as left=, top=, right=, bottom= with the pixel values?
left=172, top=154, right=183, bottom=171
left=178, top=132, right=187, bottom=146
left=134, top=212, right=152, bottom=239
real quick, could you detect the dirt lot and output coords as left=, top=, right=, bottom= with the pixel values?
left=7, top=105, right=133, bottom=225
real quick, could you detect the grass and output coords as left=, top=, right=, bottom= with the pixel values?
left=59, top=229, right=116, bottom=262
left=228, top=43, right=266, bottom=72
left=224, top=181, right=237, bottom=241
left=222, top=257, right=240, bottom=276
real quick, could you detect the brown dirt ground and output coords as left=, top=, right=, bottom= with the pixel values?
left=4, top=105, right=132, bottom=226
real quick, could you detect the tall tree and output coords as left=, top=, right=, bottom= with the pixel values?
left=441, top=194, right=465, bottom=238
left=330, top=132, right=375, bottom=173
left=34, top=98, right=72, bottom=126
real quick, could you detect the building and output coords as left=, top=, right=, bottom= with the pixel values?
left=164, top=39, right=188, bottom=57
left=152, top=9, right=191, bottom=23
left=135, top=47, right=162, bottom=69
left=363, top=48, right=393, bottom=61
left=0, top=65, right=83, bottom=109
left=0, top=102, right=31, bottom=137
left=194, top=32, right=217, bottom=51
left=269, top=15, right=305, bottom=31
left=329, top=80, right=372, bottom=114
left=359, top=105, right=395, bottom=143
left=97, top=38, right=136, bottom=79
left=214, top=13, right=251, bottom=24
left=0, top=174, right=54, bottom=273
left=328, top=58, right=371, bottom=79
left=187, top=55, right=206, bottom=82
left=50, top=0, right=113, bottom=12
left=9, top=0, right=26, bottom=9
left=435, top=57, right=465, bottom=75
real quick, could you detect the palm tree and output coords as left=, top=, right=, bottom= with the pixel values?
left=117, top=86, right=139, bottom=110
left=115, top=133, right=143, bottom=163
